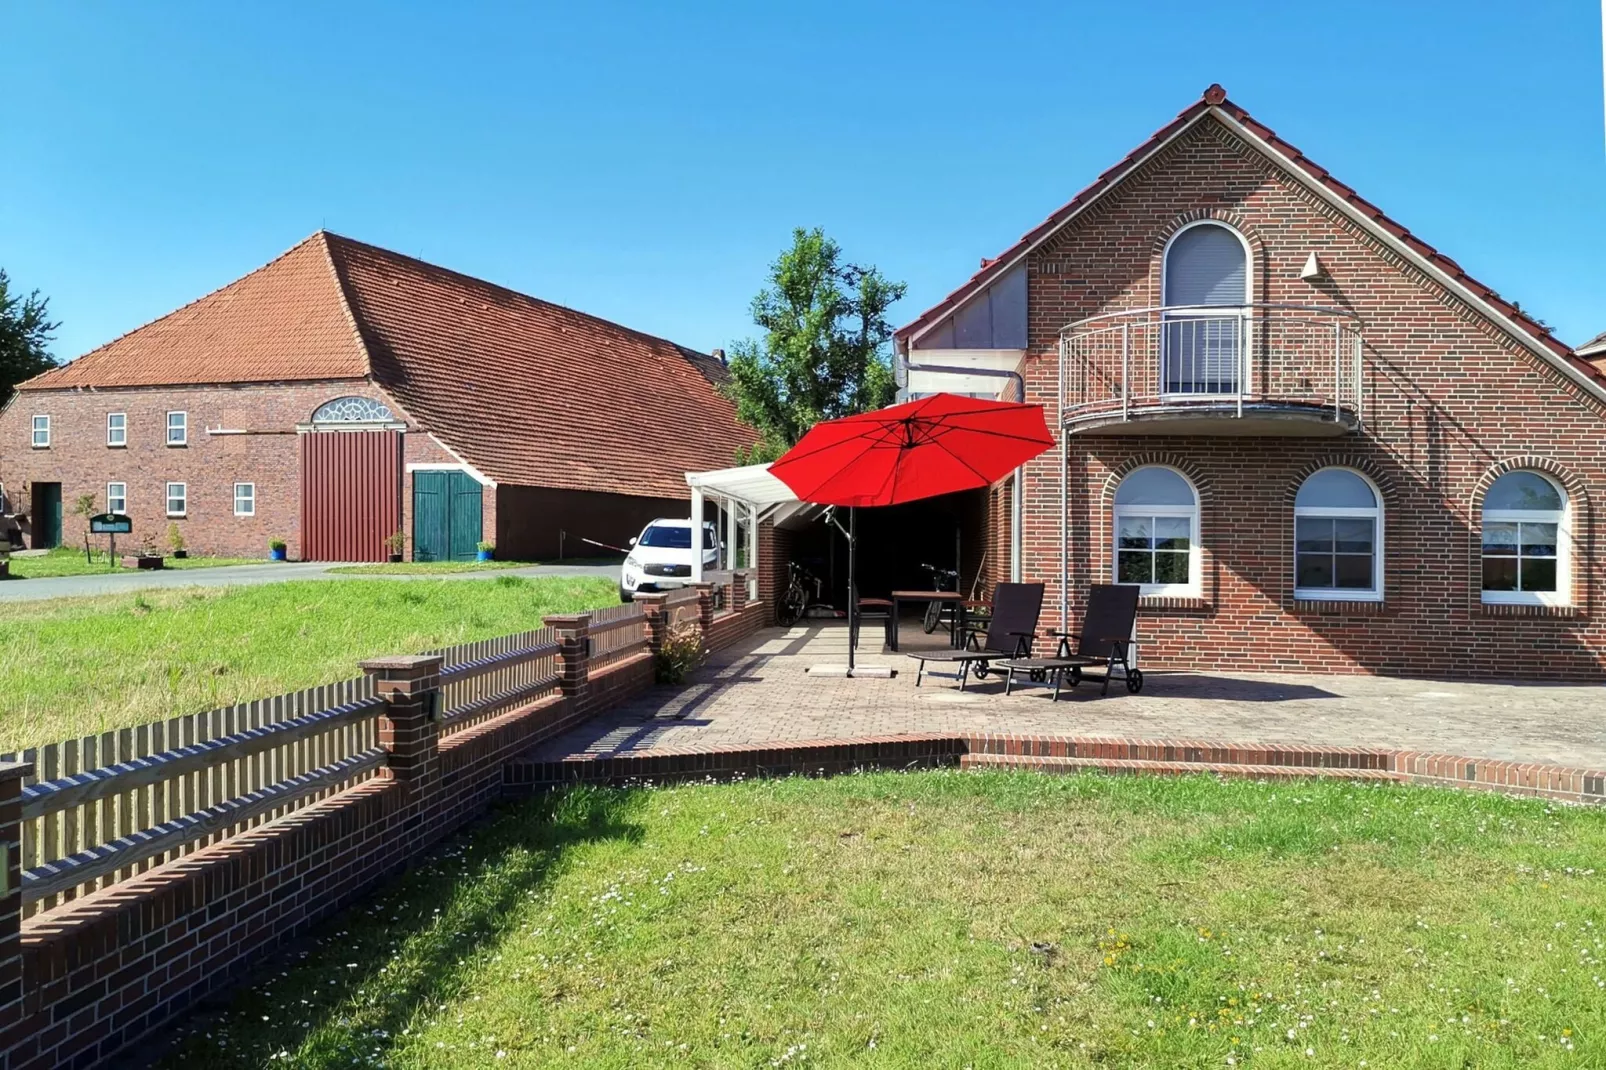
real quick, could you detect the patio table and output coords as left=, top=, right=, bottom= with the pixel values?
left=888, top=590, right=968, bottom=651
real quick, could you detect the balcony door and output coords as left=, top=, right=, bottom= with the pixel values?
left=1161, top=222, right=1249, bottom=395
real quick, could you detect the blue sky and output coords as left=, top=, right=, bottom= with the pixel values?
left=3, top=1, right=1603, bottom=361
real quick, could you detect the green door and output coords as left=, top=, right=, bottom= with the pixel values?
left=34, top=483, right=63, bottom=549
left=412, top=471, right=482, bottom=561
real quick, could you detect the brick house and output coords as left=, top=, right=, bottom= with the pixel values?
left=0, top=232, right=755, bottom=561
left=897, top=85, right=1606, bottom=679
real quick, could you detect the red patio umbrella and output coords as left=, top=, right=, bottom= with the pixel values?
left=770, top=392, right=1054, bottom=508
left=769, top=393, right=1054, bottom=672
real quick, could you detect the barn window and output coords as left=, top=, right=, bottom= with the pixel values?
left=166, top=482, right=187, bottom=517
left=31, top=415, right=50, bottom=448
left=107, top=413, right=127, bottom=447
left=107, top=482, right=127, bottom=514
left=234, top=483, right=256, bottom=517
left=166, top=411, right=188, bottom=446
left=311, top=396, right=395, bottom=424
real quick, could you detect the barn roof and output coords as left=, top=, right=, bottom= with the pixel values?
left=19, top=232, right=757, bottom=498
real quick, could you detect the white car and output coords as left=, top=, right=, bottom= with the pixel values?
left=620, top=519, right=722, bottom=601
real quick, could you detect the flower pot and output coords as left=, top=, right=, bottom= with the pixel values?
left=269, top=547, right=287, bottom=562
left=476, top=549, right=493, bottom=562
left=121, top=555, right=165, bottom=570
left=387, top=553, right=403, bottom=563
left=172, top=549, right=188, bottom=559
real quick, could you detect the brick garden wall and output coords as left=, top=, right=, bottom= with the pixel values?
left=0, top=579, right=759, bottom=1069
left=1007, top=114, right=1606, bottom=678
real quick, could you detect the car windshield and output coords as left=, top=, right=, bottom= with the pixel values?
left=638, top=525, right=691, bottom=549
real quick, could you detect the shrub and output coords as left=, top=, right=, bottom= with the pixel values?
left=476, top=540, right=495, bottom=553
left=384, top=529, right=407, bottom=554
left=268, top=537, right=287, bottom=552
left=654, top=620, right=705, bottom=685
left=167, top=522, right=186, bottom=552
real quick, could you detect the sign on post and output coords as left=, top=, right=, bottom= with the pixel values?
left=89, top=513, right=132, bottom=534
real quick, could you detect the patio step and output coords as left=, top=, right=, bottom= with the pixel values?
left=960, top=752, right=1401, bottom=784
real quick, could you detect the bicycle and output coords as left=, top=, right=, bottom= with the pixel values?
left=920, top=563, right=961, bottom=634
left=776, top=560, right=815, bottom=627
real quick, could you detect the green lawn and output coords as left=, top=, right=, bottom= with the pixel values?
left=159, top=771, right=1606, bottom=1069
left=2, top=547, right=262, bottom=579
left=326, top=557, right=621, bottom=575
left=0, top=576, right=617, bottom=750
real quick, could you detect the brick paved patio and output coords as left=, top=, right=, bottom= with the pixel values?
left=535, top=621, right=1606, bottom=769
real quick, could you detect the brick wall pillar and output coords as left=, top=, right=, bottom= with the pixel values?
left=359, top=655, right=443, bottom=796
left=730, top=570, right=748, bottom=611
left=544, top=613, right=593, bottom=702
left=690, top=582, right=716, bottom=633
left=0, top=759, right=34, bottom=1046
left=634, top=594, right=669, bottom=657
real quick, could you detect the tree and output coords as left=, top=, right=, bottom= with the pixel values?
left=725, top=228, right=906, bottom=463
left=0, top=268, right=59, bottom=404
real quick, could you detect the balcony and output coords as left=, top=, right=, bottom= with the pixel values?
left=1060, top=304, right=1364, bottom=436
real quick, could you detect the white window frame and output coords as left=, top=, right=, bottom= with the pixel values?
left=165, top=482, right=187, bottom=518
left=166, top=411, right=188, bottom=446
left=106, top=412, right=127, bottom=447
left=233, top=482, right=256, bottom=517
left=1111, top=465, right=1202, bottom=598
left=1159, top=220, right=1254, bottom=400
left=31, top=415, right=50, bottom=448
left=1292, top=467, right=1384, bottom=602
left=107, top=482, right=128, bottom=515
left=1481, top=472, right=1570, bottom=607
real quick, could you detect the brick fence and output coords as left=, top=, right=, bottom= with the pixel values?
left=0, top=576, right=764, bottom=1069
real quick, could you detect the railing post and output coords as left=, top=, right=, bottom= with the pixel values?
left=543, top=612, right=593, bottom=703
left=1120, top=321, right=1130, bottom=421
left=360, top=655, right=443, bottom=796
left=0, top=760, right=32, bottom=1042
left=1333, top=320, right=1342, bottom=421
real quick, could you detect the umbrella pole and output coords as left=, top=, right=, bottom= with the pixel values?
left=847, top=506, right=856, bottom=674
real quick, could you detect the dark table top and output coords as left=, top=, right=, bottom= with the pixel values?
left=890, top=590, right=965, bottom=601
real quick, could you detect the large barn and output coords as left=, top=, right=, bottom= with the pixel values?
left=0, top=232, right=755, bottom=561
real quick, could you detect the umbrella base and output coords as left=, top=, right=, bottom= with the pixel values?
left=806, top=663, right=896, bottom=679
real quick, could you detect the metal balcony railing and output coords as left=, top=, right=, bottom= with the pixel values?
left=1059, top=304, right=1365, bottom=428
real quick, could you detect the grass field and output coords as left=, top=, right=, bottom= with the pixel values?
left=325, top=557, right=620, bottom=576
left=158, top=771, right=1606, bottom=1069
left=0, top=575, right=617, bottom=750
left=2, top=547, right=261, bottom=579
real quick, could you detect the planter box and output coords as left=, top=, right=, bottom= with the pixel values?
left=172, top=549, right=188, bottom=559
left=121, top=555, right=165, bottom=570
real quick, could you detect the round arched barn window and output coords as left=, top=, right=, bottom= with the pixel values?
left=311, top=396, right=395, bottom=424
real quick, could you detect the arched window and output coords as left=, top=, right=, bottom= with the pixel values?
left=1294, top=468, right=1383, bottom=601
left=311, top=396, right=395, bottom=424
left=1481, top=471, right=1568, bottom=605
left=1113, top=466, right=1199, bottom=596
left=1161, top=222, right=1250, bottom=396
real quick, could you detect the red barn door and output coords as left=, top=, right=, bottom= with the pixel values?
left=299, top=430, right=402, bottom=561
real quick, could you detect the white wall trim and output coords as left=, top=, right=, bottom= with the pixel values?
left=422, top=433, right=497, bottom=487
left=406, top=460, right=496, bottom=487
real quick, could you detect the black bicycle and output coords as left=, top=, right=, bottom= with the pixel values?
left=920, top=563, right=961, bottom=633
left=776, top=560, right=816, bottom=627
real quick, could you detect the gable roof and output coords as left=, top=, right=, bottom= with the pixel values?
left=323, top=233, right=755, bottom=498
left=897, top=85, right=1604, bottom=394
left=20, top=232, right=756, bottom=499
left=21, top=233, right=370, bottom=389
left=1578, top=331, right=1606, bottom=358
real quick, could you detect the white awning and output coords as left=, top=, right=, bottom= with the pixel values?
left=685, top=463, right=797, bottom=505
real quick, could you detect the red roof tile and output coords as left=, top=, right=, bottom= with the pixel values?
left=20, top=234, right=370, bottom=389
left=324, top=234, right=755, bottom=498
left=20, top=232, right=756, bottom=499
left=897, top=85, right=1602, bottom=388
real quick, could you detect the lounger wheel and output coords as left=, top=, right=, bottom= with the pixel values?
left=973, top=661, right=991, bottom=679
left=1029, top=668, right=1047, bottom=683
left=1125, top=668, right=1144, bottom=694
left=1069, top=667, right=1083, bottom=686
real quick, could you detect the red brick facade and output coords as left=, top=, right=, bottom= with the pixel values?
left=0, top=379, right=491, bottom=561
left=915, top=104, right=1606, bottom=679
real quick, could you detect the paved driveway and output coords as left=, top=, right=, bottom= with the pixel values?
left=0, top=560, right=620, bottom=603
left=540, top=621, right=1606, bottom=770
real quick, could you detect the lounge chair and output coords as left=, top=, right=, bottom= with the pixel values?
left=997, top=584, right=1143, bottom=698
left=909, top=582, right=1044, bottom=689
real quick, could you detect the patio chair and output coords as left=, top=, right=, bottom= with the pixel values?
left=849, top=588, right=895, bottom=650
left=909, top=582, right=1044, bottom=689
left=997, top=584, right=1143, bottom=699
